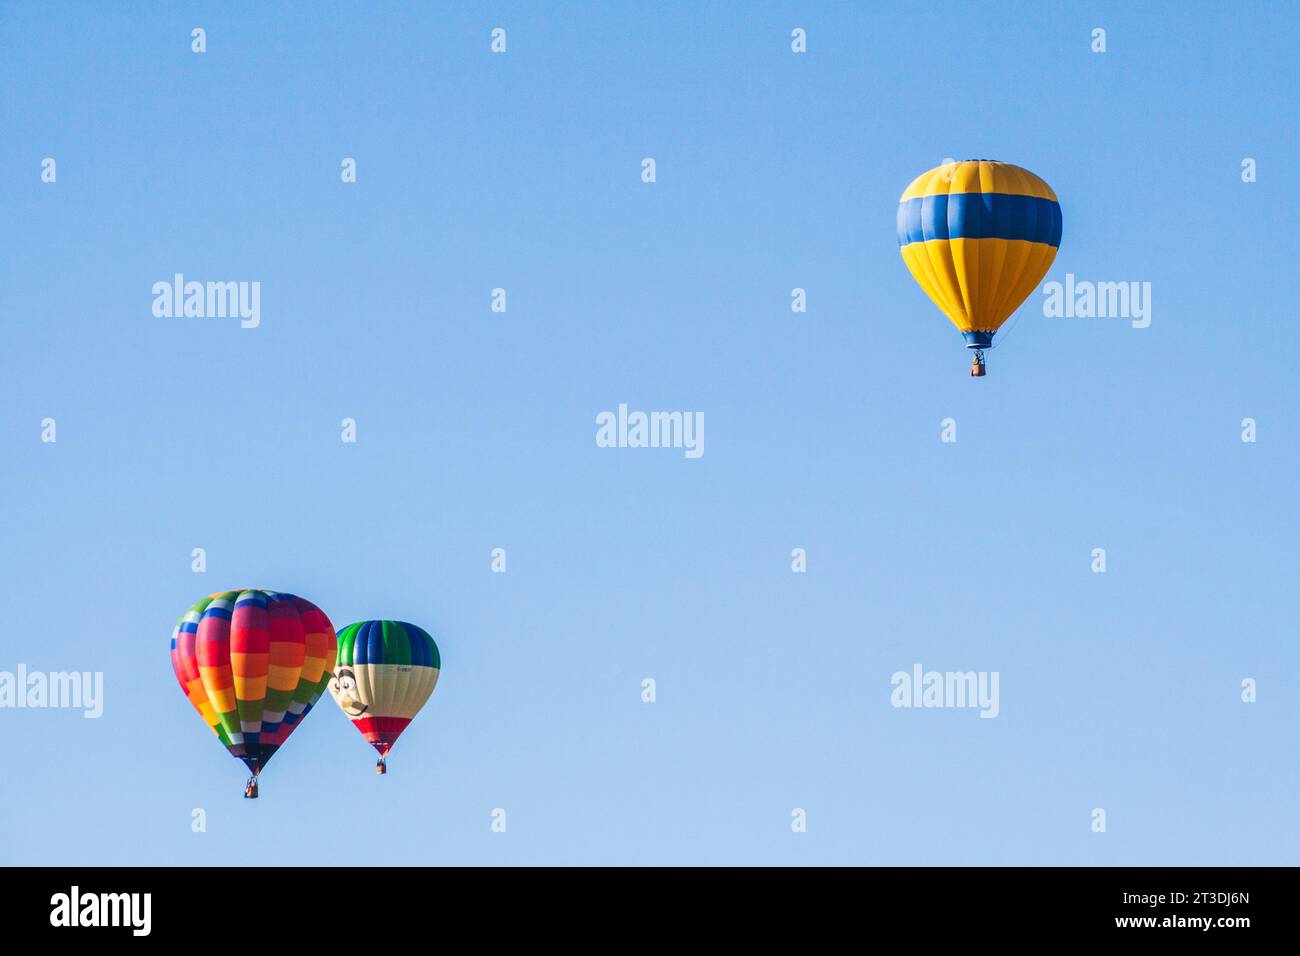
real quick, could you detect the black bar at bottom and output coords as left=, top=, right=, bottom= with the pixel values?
left=0, top=866, right=1280, bottom=941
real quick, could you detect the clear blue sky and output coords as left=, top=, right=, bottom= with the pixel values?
left=0, top=1, right=1295, bottom=865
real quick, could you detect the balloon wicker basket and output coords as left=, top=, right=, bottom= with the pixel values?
left=244, top=776, right=259, bottom=799
left=376, top=758, right=387, bottom=775
left=970, top=351, right=987, bottom=377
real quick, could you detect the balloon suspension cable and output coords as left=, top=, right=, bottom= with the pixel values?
left=970, top=350, right=987, bottom=377
left=376, top=758, right=388, bottom=775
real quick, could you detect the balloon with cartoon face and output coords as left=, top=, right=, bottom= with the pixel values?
left=329, top=620, right=441, bottom=773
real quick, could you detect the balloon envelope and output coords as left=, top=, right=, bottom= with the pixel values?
left=170, top=589, right=337, bottom=777
left=897, top=160, right=1062, bottom=349
left=329, top=620, right=441, bottom=760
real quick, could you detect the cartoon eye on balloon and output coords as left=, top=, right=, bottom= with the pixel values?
left=897, top=160, right=1062, bottom=376
left=170, top=589, right=337, bottom=798
left=329, top=620, right=441, bottom=775
left=330, top=668, right=365, bottom=715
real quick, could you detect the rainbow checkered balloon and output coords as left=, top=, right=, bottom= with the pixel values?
left=170, top=590, right=337, bottom=790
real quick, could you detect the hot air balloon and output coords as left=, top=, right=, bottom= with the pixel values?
left=170, top=589, right=337, bottom=798
left=329, top=620, right=441, bottom=774
left=897, top=160, right=1062, bottom=376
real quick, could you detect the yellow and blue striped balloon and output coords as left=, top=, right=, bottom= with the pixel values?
left=897, top=160, right=1061, bottom=357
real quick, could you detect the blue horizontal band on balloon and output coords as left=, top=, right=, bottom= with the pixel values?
left=962, top=331, right=995, bottom=348
left=897, top=193, right=1062, bottom=247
